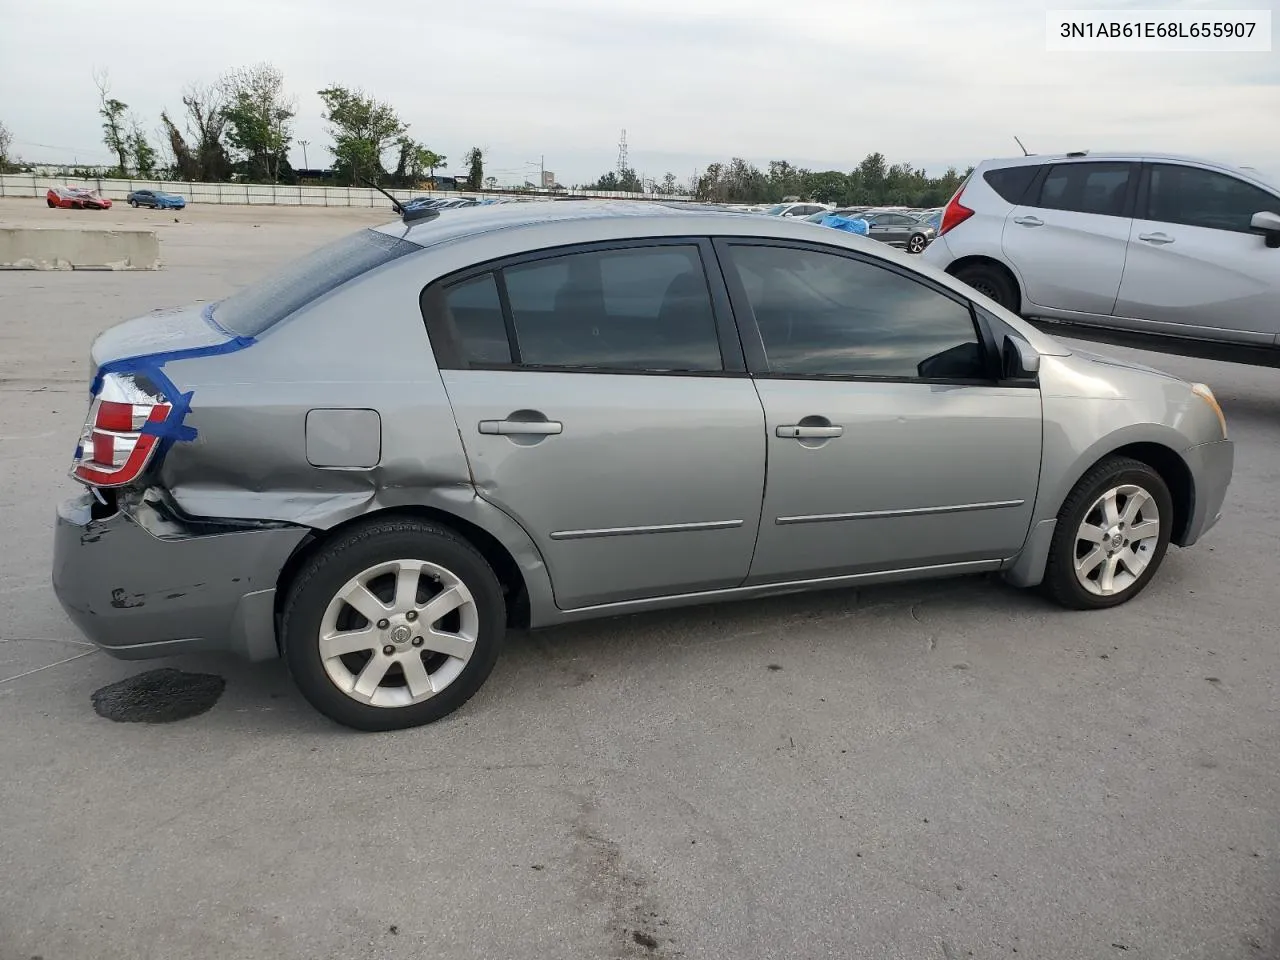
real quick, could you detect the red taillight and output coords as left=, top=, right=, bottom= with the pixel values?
left=71, top=374, right=172, bottom=488
left=939, top=190, right=975, bottom=236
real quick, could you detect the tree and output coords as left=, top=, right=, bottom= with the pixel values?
left=165, top=82, right=232, bottom=181
left=221, top=63, right=295, bottom=183
left=159, top=110, right=197, bottom=180
left=317, top=85, right=407, bottom=185
left=94, top=69, right=130, bottom=174
left=465, top=147, right=484, bottom=191
left=0, top=119, right=13, bottom=173
left=660, top=172, right=678, bottom=195
left=127, top=119, right=156, bottom=177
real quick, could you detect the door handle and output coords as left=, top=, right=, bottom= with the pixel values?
left=1013, top=216, right=1044, bottom=227
left=777, top=424, right=843, bottom=439
left=1138, top=232, right=1174, bottom=245
left=479, top=419, right=563, bottom=436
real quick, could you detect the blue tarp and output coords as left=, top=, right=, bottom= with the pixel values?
left=819, top=215, right=869, bottom=235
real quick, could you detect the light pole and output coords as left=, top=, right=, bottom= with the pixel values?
left=299, top=140, right=310, bottom=174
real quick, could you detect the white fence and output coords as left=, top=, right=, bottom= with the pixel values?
left=0, top=173, right=689, bottom=208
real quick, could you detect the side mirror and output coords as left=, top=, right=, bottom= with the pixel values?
left=1002, top=335, right=1040, bottom=380
left=1249, top=211, right=1280, bottom=248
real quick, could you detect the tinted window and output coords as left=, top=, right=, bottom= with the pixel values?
left=213, top=229, right=419, bottom=338
left=983, top=165, right=1039, bottom=204
left=727, top=245, right=986, bottom=380
left=502, top=246, right=722, bottom=372
left=1147, top=164, right=1280, bottom=233
left=1034, top=162, right=1131, bottom=217
left=442, top=273, right=511, bottom=364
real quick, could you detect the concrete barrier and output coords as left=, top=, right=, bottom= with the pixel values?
left=0, top=227, right=161, bottom=270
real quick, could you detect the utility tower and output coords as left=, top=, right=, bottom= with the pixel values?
left=617, top=129, right=628, bottom=175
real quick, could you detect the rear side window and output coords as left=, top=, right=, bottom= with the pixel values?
left=1033, top=162, right=1132, bottom=217
left=212, top=229, right=419, bottom=338
left=983, top=166, right=1039, bottom=204
left=440, top=245, right=724, bottom=373
left=1146, top=164, right=1280, bottom=233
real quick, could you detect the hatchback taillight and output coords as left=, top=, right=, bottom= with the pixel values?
left=939, top=190, right=975, bottom=236
left=71, top=373, right=172, bottom=488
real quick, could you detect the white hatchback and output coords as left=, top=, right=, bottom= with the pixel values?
left=922, top=151, right=1280, bottom=364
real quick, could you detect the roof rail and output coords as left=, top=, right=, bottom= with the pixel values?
left=1065, top=150, right=1089, bottom=157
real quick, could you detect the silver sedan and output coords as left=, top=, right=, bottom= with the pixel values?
left=52, top=200, right=1234, bottom=730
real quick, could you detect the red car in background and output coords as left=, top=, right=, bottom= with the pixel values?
left=47, top=187, right=113, bottom=210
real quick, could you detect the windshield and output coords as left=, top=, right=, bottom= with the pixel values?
left=211, top=228, right=420, bottom=338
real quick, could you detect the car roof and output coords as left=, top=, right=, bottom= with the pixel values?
left=381, top=199, right=758, bottom=246
left=977, top=151, right=1276, bottom=188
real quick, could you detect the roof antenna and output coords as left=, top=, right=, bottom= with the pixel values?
left=363, top=177, right=439, bottom=224
left=1014, top=135, right=1031, bottom=157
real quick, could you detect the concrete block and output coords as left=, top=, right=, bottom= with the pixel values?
left=0, top=227, right=161, bottom=271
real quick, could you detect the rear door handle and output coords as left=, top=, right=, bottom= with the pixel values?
left=479, top=419, right=563, bottom=436
left=777, top=424, right=843, bottom=439
left=1138, top=232, right=1175, bottom=245
left=1013, top=216, right=1044, bottom=227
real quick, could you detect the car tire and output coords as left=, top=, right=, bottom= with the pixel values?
left=281, top=517, right=506, bottom=732
left=130, top=200, right=138, bottom=207
left=906, top=232, right=929, bottom=254
left=47, top=199, right=56, bottom=208
left=1042, top=456, right=1173, bottom=610
left=954, top=262, right=1018, bottom=312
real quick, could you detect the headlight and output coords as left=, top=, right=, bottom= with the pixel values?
left=1191, top=382, right=1228, bottom=439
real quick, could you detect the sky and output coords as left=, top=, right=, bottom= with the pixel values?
left=1, top=0, right=1276, bottom=186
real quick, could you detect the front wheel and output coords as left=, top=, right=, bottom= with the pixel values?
left=130, top=199, right=138, bottom=207
left=1042, top=456, right=1173, bottom=610
left=47, top=198, right=56, bottom=208
left=282, top=518, right=506, bottom=731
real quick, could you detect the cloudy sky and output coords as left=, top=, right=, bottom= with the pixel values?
left=1, top=0, right=1275, bottom=185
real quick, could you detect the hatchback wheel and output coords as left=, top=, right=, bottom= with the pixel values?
left=954, top=262, right=1017, bottom=312
left=907, top=233, right=929, bottom=254
left=282, top=518, right=505, bottom=731
left=1042, top=456, right=1173, bottom=610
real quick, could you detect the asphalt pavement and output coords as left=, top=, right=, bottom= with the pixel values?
left=1, top=200, right=1276, bottom=960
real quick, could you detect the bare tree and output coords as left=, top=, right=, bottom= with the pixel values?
left=180, top=82, right=231, bottom=181
left=93, top=68, right=130, bottom=173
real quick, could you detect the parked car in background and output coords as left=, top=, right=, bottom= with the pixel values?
left=46, top=187, right=111, bottom=210
left=923, top=151, right=1280, bottom=366
left=906, top=209, right=943, bottom=254
left=126, top=189, right=186, bottom=210
left=857, top=209, right=926, bottom=248
left=53, top=200, right=1233, bottom=731
left=804, top=206, right=871, bottom=223
left=764, top=201, right=832, bottom=219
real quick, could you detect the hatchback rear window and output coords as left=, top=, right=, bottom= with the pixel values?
left=211, top=229, right=420, bottom=338
left=983, top=165, right=1039, bottom=204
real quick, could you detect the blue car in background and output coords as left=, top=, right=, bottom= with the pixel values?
left=126, top=189, right=186, bottom=210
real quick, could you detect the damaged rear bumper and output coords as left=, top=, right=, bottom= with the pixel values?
left=52, top=491, right=309, bottom=661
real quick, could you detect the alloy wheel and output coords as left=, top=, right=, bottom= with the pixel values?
left=318, top=558, right=479, bottom=708
left=1072, top=484, right=1162, bottom=597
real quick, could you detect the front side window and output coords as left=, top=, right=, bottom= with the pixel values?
left=1146, top=164, right=1280, bottom=233
left=726, top=244, right=987, bottom=380
left=1034, top=162, right=1132, bottom=217
left=444, top=245, right=724, bottom=373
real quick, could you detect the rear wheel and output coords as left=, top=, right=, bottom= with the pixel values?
left=282, top=518, right=506, bottom=731
left=1042, top=456, right=1173, bottom=610
left=907, top=232, right=929, bottom=254
left=954, top=262, right=1018, bottom=312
